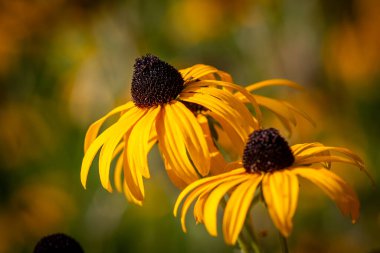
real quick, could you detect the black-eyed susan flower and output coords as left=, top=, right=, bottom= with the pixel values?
left=174, top=128, right=368, bottom=245
left=81, top=54, right=261, bottom=205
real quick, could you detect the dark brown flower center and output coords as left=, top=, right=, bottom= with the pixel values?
left=242, top=128, right=294, bottom=173
left=131, top=54, right=185, bottom=108
left=33, top=233, right=84, bottom=253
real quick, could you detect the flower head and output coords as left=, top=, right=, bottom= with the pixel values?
left=81, top=54, right=261, bottom=205
left=174, top=128, right=368, bottom=244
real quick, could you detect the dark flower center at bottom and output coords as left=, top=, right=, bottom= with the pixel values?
left=242, top=128, right=294, bottom=173
left=33, top=233, right=84, bottom=253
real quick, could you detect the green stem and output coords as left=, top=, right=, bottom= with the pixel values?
left=236, top=194, right=261, bottom=253
left=237, top=235, right=251, bottom=253
left=240, top=227, right=260, bottom=253
left=279, top=232, right=289, bottom=253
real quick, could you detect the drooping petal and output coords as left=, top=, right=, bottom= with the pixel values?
left=169, top=102, right=210, bottom=176
left=123, top=146, right=145, bottom=202
left=180, top=91, right=249, bottom=153
left=244, top=79, right=303, bottom=92
left=191, top=86, right=258, bottom=131
left=80, top=106, right=143, bottom=190
left=292, top=167, right=360, bottom=223
left=281, top=100, right=316, bottom=126
left=295, top=155, right=365, bottom=171
left=262, top=171, right=299, bottom=237
left=123, top=107, right=160, bottom=201
left=203, top=176, right=248, bottom=237
left=185, top=80, right=262, bottom=124
left=253, top=95, right=297, bottom=126
left=84, top=101, right=135, bottom=151
left=174, top=169, right=246, bottom=232
left=295, top=145, right=365, bottom=169
left=196, top=114, right=227, bottom=175
left=123, top=180, right=142, bottom=206
left=174, top=168, right=246, bottom=216
left=98, top=107, right=146, bottom=191
left=164, top=159, right=189, bottom=189
left=114, top=152, right=124, bottom=193
left=193, top=191, right=210, bottom=224
left=127, top=106, right=160, bottom=179
left=223, top=173, right=262, bottom=245
left=157, top=104, right=200, bottom=185
left=236, top=94, right=314, bottom=135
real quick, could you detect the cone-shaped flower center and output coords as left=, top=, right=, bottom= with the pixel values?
left=242, top=128, right=294, bottom=173
left=131, top=54, right=185, bottom=108
left=33, top=233, right=84, bottom=253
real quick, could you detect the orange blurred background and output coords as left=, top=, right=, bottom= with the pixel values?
left=0, top=0, right=379, bottom=252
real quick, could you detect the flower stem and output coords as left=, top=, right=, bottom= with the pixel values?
left=237, top=236, right=250, bottom=253
left=279, top=232, right=289, bottom=253
left=236, top=194, right=261, bottom=253
left=238, top=227, right=260, bottom=253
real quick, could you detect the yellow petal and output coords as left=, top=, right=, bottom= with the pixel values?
left=98, top=107, right=145, bottom=191
left=80, top=106, right=141, bottom=189
left=262, top=171, right=299, bottom=237
left=292, top=167, right=360, bottom=223
left=84, top=101, right=134, bottom=151
left=164, top=159, right=189, bottom=189
left=123, top=180, right=142, bottom=206
left=170, top=102, right=210, bottom=176
left=203, top=176, right=247, bottom=237
left=295, top=146, right=364, bottom=168
left=122, top=107, right=160, bottom=201
left=180, top=64, right=217, bottom=81
left=291, top=143, right=324, bottom=155
left=196, top=114, right=227, bottom=175
left=180, top=64, right=233, bottom=83
left=181, top=92, right=247, bottom=153
left=245, top=79, right=303, bottom=92
left=114, top=152, right=124, bottom=192
left=157, top=105, right=199, bottom=184
left=187, top=79, right=263, bottom=124
left=124, top=143, right=145, bottom=201
left=294, top=155, right=365, bottom=170
left=254, top=95, right=297, bottom=126
left=281, top=100, right=316, bottom=127
left=127, top=106, right=160, bottom=179
left=174, top=169, right=246, bottom=232
left=194, top=191, right=210, bottom=224
left=174, top=168, right=246, bottom=216
left=179, top=178, right=227, bottom=232
left=223, top=173, right=262, bottom=245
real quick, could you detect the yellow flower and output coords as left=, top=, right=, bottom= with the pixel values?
left=174, top=128, right=368, bottom=245
left=81, top=54, right=260, bottom=205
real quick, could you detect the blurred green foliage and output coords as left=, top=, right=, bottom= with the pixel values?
left=0, top=0, right=379, bottom=252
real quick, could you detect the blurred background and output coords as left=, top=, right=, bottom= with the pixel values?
left=0, top=0, right=379, bottom=252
